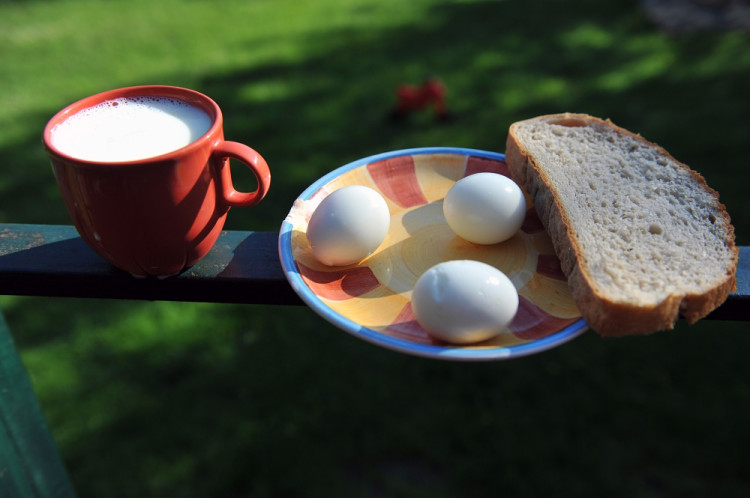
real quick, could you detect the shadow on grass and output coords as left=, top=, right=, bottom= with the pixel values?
left=2, top=0, right=750, bottom=496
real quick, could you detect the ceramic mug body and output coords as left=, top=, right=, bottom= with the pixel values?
left=43, top=85, right=271, bottom=277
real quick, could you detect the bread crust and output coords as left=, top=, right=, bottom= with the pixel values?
left=506, top=113, right=738, bottom=336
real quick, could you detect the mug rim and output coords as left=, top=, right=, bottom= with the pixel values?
left=42, top=85, right=223, bottom=167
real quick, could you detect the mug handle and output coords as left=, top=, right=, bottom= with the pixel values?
left=213, top=141, right=271, bottom=207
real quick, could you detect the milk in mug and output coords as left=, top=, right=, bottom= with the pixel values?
left=51, top=96, right=213, bottom=162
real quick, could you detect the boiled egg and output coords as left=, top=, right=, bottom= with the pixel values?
left=443, top=172, right=526, bottom=245
left=306, top=185, right=390, bottom=266
left=411, top=260, right=518, bottom=344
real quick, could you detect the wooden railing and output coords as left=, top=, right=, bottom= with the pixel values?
left=1, top=223, right=747, bottom=316
left=0, top=224, right=300, bottom=305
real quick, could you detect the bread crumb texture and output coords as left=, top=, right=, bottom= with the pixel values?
left=512, top=116, right=735, bottom=307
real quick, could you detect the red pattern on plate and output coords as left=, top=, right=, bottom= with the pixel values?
left=296, top=262, right=381, bottom=301
left=509, top=296, right=580, bottom=340
left=465, top=156, right=510, bottom=177
left=367, top=156, right=428, bottom=208
left=520, top=208, right=545, bottom=234
left=384, top=302, right=438, bottom=344
left=536, top=254, right=567, bottom=281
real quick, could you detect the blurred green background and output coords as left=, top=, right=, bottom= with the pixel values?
left=1, top=0, right=749, bottom=496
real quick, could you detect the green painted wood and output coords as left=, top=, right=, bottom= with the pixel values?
left=707, top=245, right=749, bottom=320
left=0, top=312, right=77, bottom=498
left=0, top=224, right=747, bottom=319
left=0, top=224, right=301, bottom=305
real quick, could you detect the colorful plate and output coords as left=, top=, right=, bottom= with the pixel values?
left=278, top=147, right=587, bottom=361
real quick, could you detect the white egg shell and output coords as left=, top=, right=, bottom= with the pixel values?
left=306, top=185, right=390, bottom=266
left=411, top=260, right=518, bottom=344
left=443, top=172, right=527, bottom=245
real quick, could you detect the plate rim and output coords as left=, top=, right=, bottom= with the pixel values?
left=278, top=146, right=588, bottom=361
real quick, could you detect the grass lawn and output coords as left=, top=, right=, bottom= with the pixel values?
left=1, top=0, right=749, bottom=496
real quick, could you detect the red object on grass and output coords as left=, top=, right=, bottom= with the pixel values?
left=392, top=78, right=450, bottom=120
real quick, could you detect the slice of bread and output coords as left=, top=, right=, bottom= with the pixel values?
left=506, top=113, right=737, bottom=336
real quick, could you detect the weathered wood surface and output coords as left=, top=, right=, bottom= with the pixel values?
left=0, top=224, right=747, bottom=320
left=0, top=224, right=301, bottom=305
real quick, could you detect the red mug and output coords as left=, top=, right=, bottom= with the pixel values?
left=43, top=85, right=271, bottom=277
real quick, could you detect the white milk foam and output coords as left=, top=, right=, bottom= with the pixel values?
left=51, top=96, right=213, bottom=162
